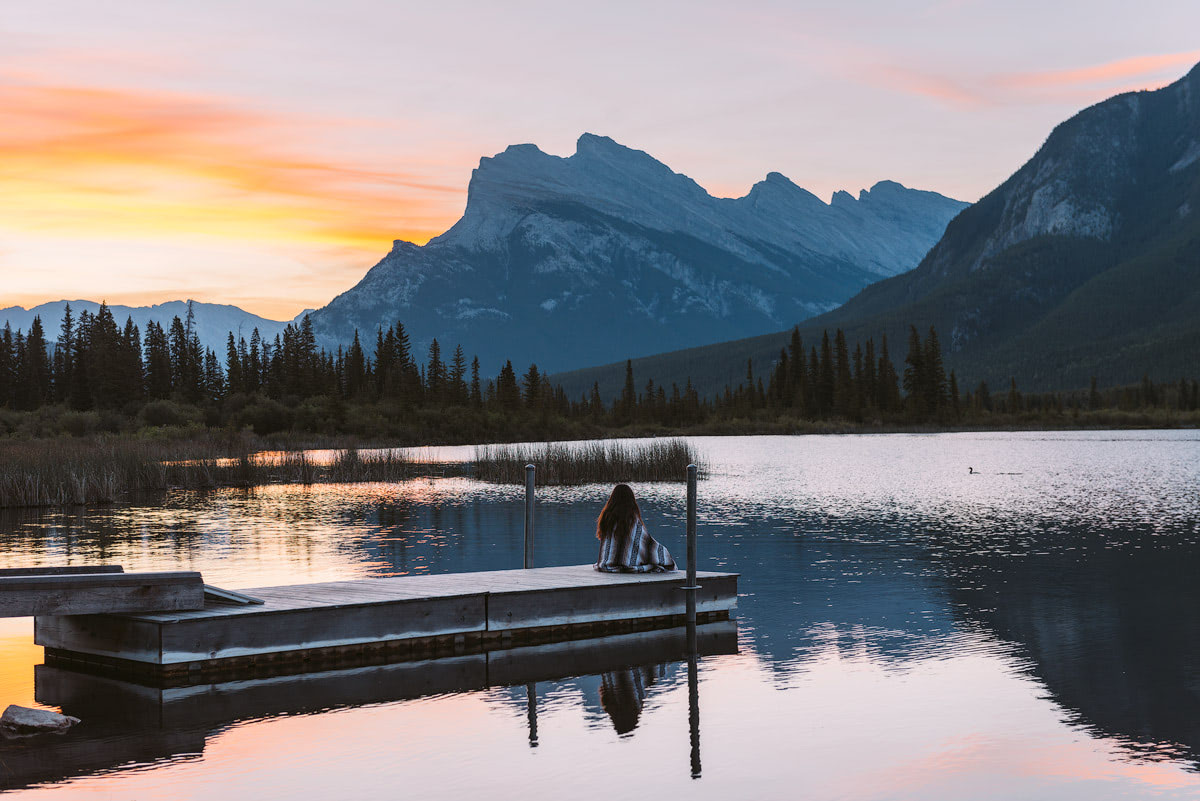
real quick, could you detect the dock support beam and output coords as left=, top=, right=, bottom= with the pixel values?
left=523, top=464, right=536, bottom=569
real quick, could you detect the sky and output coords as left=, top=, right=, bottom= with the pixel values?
left=2, top=0, right=1199, bottom=320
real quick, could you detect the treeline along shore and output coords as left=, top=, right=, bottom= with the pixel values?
left=1, top=302, right=1198, bottom=443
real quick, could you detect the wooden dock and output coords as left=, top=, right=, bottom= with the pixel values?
left=36, top=565, right=738, bottom=686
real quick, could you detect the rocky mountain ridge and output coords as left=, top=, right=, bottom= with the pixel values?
left=308, top=134, right=966, bottom=372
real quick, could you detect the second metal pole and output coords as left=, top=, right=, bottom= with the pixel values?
left=684, top=463, right=699, bottom=634
left=523, top=463, right=536, bottom=569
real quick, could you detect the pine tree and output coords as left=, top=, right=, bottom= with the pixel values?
left=832, top=330, right=852, bottom=418
left=345, top=331, right=367, bottom=397
left=619, top=359, right=636, bottom=423
left=817, top=332, right=834, bottom=417
left=144, top=321, right=173, bottom=400
left=226, top=333, right=243, bottom=395
left=19, top=317, right=51, bottom=410
left=1007, top=377, right=1022, bottom=413
left=470, top=357, right=482, bottom=408
left=877, top=334, right=900, bottom=413
left=924, top=326, right=948, bottom=414
left=862, top=339, right=878, bottom=413
left=589, top=382, right=605, bottom=420
left=426, top=339, right=446, bottom=404
left=522, top=363, right=542, bottom=408
left=54, top=304, right=75, bottom=404
left=902, top=326, right=926, bottom=419
left=449, top=345, right=468, bottom=405
left=0, top=324, right=13, bottom=408
left=497, top=360, right=521, bottom=411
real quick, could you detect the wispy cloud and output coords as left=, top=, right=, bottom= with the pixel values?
left=862, top=66, right=986, bottom=108
left=864, top=50, right=1200, bottom=109
left=999, top=50, right=1200, bottom=91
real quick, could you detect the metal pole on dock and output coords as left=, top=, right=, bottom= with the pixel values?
left=523, top=464, right=536, bottom=569
left=684, top=463, right=699, bottom=636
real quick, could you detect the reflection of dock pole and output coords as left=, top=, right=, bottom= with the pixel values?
left=524, top=464, right=536, bottom=569
left=684, top=463, right=701, bottom=778
left=689, top=646, right=701, bottom=778
left=526, top=682, right=539, bottom=748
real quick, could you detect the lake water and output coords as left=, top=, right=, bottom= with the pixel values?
left=2, top=431, right=1199, bottom=799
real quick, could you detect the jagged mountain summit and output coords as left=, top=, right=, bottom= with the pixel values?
left=556, top=62, right=1200, bottom=397
left=309, top=134, right=966, bottom=372
left=0, top=300, right=292, bottom=354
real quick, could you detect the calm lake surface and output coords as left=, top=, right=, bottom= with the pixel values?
left=2, top=431, right=1199, bottom=799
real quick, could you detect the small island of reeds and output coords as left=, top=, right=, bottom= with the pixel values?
left=471, top=438, right=702, bottom=485
left=0, top=437, right=422, bottom=508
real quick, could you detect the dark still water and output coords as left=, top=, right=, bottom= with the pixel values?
left=1, top=431, right=1199, bottom=799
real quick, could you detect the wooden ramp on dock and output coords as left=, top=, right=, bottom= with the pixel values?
left=37, top=565, right=738, bottom=685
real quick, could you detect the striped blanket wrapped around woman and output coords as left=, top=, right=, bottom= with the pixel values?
left=594, top=519, right=676, bottom=573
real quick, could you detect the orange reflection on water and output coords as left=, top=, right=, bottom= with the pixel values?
left=0, top=619, right=43, bottom=710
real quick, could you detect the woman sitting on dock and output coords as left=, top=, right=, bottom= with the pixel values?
left=594, top=484, right=676, bottom=573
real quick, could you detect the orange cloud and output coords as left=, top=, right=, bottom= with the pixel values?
left=0, top=81, right=465, bottom=251
left=1000, top=50, right=1200, bottom=90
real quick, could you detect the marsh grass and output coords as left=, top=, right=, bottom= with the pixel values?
left=472, top=438, right=703, bottom=485
left=0, top=438, right=421, bottom=508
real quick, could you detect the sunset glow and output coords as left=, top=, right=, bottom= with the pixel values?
left=1, top=0, right=1197, bottom=318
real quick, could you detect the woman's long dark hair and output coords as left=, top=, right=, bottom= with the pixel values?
left=596, top=483, right=642, bottom=541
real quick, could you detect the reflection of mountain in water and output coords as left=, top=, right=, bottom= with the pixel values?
left=947, top=526, right=1200, bottom=765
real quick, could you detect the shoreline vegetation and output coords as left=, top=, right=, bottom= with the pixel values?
left=0, top=303, right=1197, bottom=506
left=0, top=436, right=427, bottom=508
left=1, top=412, right=1196, bottom=508
left=0, top=435, right=702, bottom=508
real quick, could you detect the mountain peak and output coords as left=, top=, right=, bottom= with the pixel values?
left=575, top=132, right=627, bottom=155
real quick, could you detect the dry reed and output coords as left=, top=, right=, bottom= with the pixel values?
left=472, top=439, right=702, bottom=485
left=0, top=439, right=420, bottom=508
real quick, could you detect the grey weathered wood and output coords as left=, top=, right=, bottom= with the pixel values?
left=0, top=565, right=123, bottom=577
left=203, top=585, right=264, bottom=605
left=35, top=565, right=738, bottom=671
left=2, top=571, right=204, bottom=618
left=488, top=573, right=737, bottom=630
